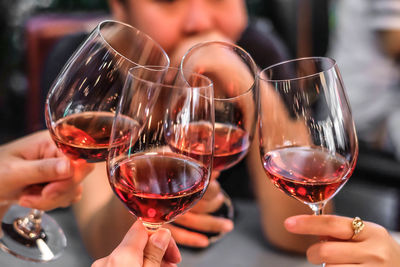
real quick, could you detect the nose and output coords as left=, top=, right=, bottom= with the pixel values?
left=183, top=0, right=214, bottom=35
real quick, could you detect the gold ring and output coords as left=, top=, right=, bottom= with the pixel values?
left=351, top=217, right=365, bottom=239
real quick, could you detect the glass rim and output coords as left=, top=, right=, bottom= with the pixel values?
left=259, top=56, right=337, bottom=83
left=180, top=40, right=258, bottom=101
left=128, top=65, right=214, bottom=93
left=96, top=20, right=170, bottom=67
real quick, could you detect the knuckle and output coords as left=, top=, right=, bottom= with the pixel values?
left=316, top=244, right=330, bottom=260
left=37, top=161, right=50, bottom=176
left=370, top=246, right=389, bottom=264
left=105, top=254, right=121, bottom=266
left=144, top=251, right=163, bottom=265
left=306, top=248, right=319, bottom=264
left=7, top=161, right=18, bottom=175
left=307, top=244, right=326, bottom=264
left=374, top=223, right=389, bottom=237
left=325, top=215, right=339, bottom=228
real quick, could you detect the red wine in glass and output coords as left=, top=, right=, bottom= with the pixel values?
left=109, top=152, right=209, bottom=227
left=168, top=122, right=250, bottom=171
left=51, top=111, right=138, bottom=162
left=213, top=122, right=250, bottom=171
left=107, top=66, right=214, bottom=232
left=262, top=146, right=354, bottom=204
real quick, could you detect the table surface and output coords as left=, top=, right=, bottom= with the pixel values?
left=0, top=201, right=315, bottom=267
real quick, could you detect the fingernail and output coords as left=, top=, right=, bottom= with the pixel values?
left=150, top=228, right=171, bottom=250
left=284, top=217, right=296, bottom=229
left=56, top=159, right=70, bottom=175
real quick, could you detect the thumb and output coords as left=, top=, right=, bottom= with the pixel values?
left=143, top=228, right=171, bottom=267
left=16, top=158, right=71, bottom=185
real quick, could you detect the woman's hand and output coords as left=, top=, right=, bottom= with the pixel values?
left=0, top=130, right=93, bottom=210
left=92, top=220, right=181, bottom=267
left=164, top=172, right=234, bottom=248
left=285, top=215, right=400, bottom=266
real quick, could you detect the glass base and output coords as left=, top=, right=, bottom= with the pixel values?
left=142, top=221, right=163, bottom=232
left=0, top=205, right=66, bottom=262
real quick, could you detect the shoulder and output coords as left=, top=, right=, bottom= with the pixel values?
left=237, top=18, right=290, bottom=69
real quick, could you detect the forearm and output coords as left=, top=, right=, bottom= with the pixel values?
left=72, top=162, right=135, bottom=259
left=75, top=196, right=135, bottom=259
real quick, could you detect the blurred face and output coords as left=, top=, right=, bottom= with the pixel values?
left=110, top=0, right=248, bottom=55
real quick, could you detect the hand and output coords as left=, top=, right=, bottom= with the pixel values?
left=164, top=172, right=234, bottom=248
left=284, top=215, right=400, bottom=266
left=173, top=31, right=254, bottom=100
left=170, top=31, right=233, bottom=68
left=0, top=130, right=93, bottom=210
left=92, top=220, right=181, bottom=267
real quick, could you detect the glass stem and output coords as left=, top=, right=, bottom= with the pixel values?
left=309, top=203, right=325, bottom=216
left=309, top=203, right=326, bottom=267
left=13, top=208, right=45, bottom=240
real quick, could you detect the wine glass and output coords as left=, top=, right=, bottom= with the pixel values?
left=0, top=20, right=169, bottom=262
left=258, top=57, right=358, bottom=266
left=107, top=66, right=214, bottom=231
left=180, top=41, right=258, bottom=241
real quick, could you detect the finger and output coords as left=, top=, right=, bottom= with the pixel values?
left=284, top=215, right=368, bottom=241
left=42, top=179, right=81, bottom=199
left=22, top=159, right=93, bottom=210
left=164, top=224, right=209, bottom=248
left=41, top=161, right=93, bottom=199
left=70, top=159, right=95, bottom=182
left=19, top=185, right=83, bottom=210
left=163, top=234, right=181, bottom=264
left=143, top=228, right=171, bottom=267
left=201, top=180, right=221, bottom=201
left=41, top=140, right=61, bottom=159
left=306, top=241, right=367, bottom=265
left=210, top=171, right=220, bottom=180
left=173, top=211, right=233, bottom=233
left=14, top=158, right=72, bottom=185
left=119, top=220, right=148, bottom=248
left=190, top=192, right=225, bottom=213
